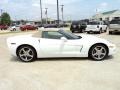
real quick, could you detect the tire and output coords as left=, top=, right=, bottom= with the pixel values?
left=87, top=32, right=90, bottom=34
left=105, top=27, right=107, bottom=32
left=109, top=31, right=112, bottom=35
left=104, top=30, right=107, bottom=32
left=98, top=28, right=102, bottom=34
left=17, top=45, right=37, bottom=62
left=13, top=28, right=16, bottom=31
left=89, top=44, right=108, bottom=61
left=72, top=31, right=74, bottom=33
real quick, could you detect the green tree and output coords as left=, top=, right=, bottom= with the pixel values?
left=0, top=12, right=11, bottom=25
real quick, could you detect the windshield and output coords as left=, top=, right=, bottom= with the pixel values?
left=58, top=30, right=81, bottom=39
left=88, top=22, right=99, bottom=25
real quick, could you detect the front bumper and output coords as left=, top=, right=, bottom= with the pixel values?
left=108, top=44, right=116, bottom=55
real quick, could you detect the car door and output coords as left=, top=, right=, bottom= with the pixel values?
left=39, top=31, right=64, bottom=57
left=39, top=31, right=83, bottom=57
left=60, top=39, right=83, bottom=57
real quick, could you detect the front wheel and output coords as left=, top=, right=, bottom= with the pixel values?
left=109, top=31, right=113, bottom=34
left=98, top=29, right=102, bottom=34
left=17, top=46, right=37, bottom=62
left=89, top=44, right=108, bottom=61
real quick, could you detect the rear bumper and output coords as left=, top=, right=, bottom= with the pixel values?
left=85, top=28, right=99, bottom=32
left=109, top=28, right=120, bottom=32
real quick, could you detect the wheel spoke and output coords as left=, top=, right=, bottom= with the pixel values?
left=94, top=47, right=98, bottom=51
left=21, top=48, right=26, bottom=53
left=93, top=52, right=97, bottom=56
left=20, top=54, right=25, bottom=57
left=27, top=54, right=33, bottom=58
left=25, top=56, right=28, bottom=61
left=27, top=49, right=31, bottom=53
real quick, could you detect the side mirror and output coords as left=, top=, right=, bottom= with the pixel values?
left=61, top=37, right=67, bottom=42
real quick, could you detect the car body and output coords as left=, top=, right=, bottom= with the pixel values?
left=70, top=21, right=87, bottom=33
left=43, top=24, right=68, bottom=28
left=85, top=21, right=107, bottom=34
left=109, top=20, right=120, bottom=34
left=9, top=25, right=20, bottom=31
left=43, top=24, right=57, bottom=28
left=0, top=25, right=8, bottom=30
left=7, top=29, right=116, bottom=62
left=20, top=25, right=38, bottom=31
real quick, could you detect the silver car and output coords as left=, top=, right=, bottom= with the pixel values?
left=109, top=20, right=120, bottom=34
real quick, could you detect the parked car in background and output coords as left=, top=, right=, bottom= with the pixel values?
left=10, top=25, right=20, bottom=31
left=59, top=23, right=69, bottom=27
left=70, top=21, right=87, bottom=33
left=0, top=25, right=8, bottom=30
left=109, top=20, right=120, bottom=34
left=43, top=24, right=57, bottom=28
left=85, top=21, right=107, bottom=34
left=20, top=25, right=38, bottom=31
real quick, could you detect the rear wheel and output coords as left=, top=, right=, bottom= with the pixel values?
left=17, top=45, right=37, bottom=62
left=109, top=31, right=113, bottom=34
left=13, top=28, right=16, bottom=31
left=87, top=31, right=90, bottom=34
left=89, top=44, right=108, bottom=61
left=104, top=27, right=107, bottom=32
left=72, top=31, right=74, bottom=33
left=98, top=28, right=102, bottom=34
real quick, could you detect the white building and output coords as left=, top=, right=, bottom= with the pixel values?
left=92, top=10, right=120, bottom=21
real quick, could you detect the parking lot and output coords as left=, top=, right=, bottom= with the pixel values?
left=0, top=30, right=120, bottom=90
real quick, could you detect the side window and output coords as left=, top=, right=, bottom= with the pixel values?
left=42, top=31, right=64, bottom=39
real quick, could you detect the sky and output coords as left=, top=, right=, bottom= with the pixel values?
left=0, top=0, right=120, bottom=21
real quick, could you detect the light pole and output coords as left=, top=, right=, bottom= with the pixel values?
left=0, top=9, right=3, bottom=16
left=0, top=9, right=3, bottom=23
left=40, top=0, right=43, bottom=25
left=45, top=8, right=48, bottom=24
left=57, top=0, right=60, bottom=27
left=60, top=5, right=64, bottom=24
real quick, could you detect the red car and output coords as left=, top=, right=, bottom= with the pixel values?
left=20, top=25, right=38, bottom=31
left=0, top=25, right=8, bottom=30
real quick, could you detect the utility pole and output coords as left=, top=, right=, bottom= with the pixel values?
left=0, top=9, right=3, bottom=16
left=0, top=9, right=3, bottom=23
left=60, top=5, right=64, bottom=24
left=45, top=8, right=48, bottom=24
left=40, top=0, right=43, bottom=26
left=57, top=0, right=60, bottom=27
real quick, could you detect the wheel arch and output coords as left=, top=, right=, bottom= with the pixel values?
left=88, top=43, right=109, bottom=57
left=16, top=44, right=37, bottom=58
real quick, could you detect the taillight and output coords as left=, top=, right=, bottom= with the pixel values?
left=97, top=25, right=99, bottom=28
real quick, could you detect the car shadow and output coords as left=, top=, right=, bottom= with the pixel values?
left=36, top=57, right=89, bottom=62
left=10, top=55, right=114, bottom=62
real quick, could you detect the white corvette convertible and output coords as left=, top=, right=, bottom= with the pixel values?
left=7, top=29, right=116, bottom=62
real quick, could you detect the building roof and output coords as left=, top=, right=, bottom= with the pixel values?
left=102, top=10, right=118, bottom=15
